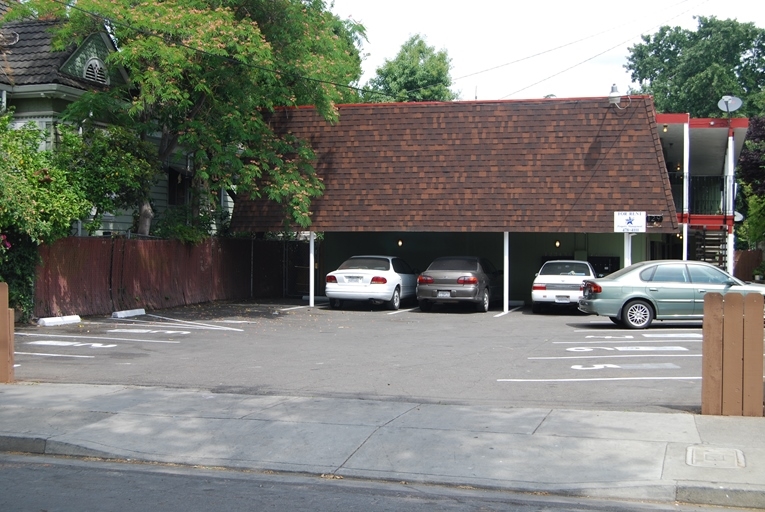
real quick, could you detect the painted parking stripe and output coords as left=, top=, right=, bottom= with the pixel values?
left=565, top=346, right=688, bottom=352
left=15, top=333, right=180, bottom=344
left=26, top=341, right=117, bottom=348
left=15, top=351, right=94, bottom=359
left=554, top=340, right=701, bottom=344
left=108, top=329, right=190, bottom=335
left=571, top=363, right=681, bottom=370
left=529, top=354, right=701, bottom=360
left=498, top=376, right=701, bottom=382
left=388, top=307, right=419, bottom=315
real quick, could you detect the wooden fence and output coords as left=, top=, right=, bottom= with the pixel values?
left=701, top=292, right=764, bottom=416
left=34, top=238, right=312, bottom=318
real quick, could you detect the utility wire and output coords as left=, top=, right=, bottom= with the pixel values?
left=498, top=0, right=712, bottom=98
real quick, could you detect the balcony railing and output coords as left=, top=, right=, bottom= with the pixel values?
left=668, top=174, right=725, bottom=215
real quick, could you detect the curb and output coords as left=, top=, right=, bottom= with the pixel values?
left=37, top=315, right=81, bottom=327
left=111, top=309, right=146, bottom=319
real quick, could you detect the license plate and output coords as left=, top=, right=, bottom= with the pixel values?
left=437, top=291, right=451, bottom=298
left=347, top=276, right=362, bottom=283
left=555, top=296, right=570, bottom=303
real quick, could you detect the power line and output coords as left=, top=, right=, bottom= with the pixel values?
left=498, top=0, right=712, bottom=98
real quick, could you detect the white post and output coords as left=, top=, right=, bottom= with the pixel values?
left=503, top=232, right=509, bottom=313
left=309, top=232, right=315, bottom=307
left=725, top=129, right=736, bottom=275
left=623, top=233, right=632, bottom=267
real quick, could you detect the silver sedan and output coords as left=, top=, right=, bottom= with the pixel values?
left=578, top=259, right=765, bottom=328
left=416, top=256, right=502, bottom=313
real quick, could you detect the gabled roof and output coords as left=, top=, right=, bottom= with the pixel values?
left=230, top=97, right=680, bottom=234
left=0, top=19, right=87, bottom=89
left=0, top=17, right=125, bottom=91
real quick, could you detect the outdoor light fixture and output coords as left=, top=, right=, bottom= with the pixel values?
left=555, top=240, right=561, bottom=248
left=663, top=124, right=668, bottom=132
left=397, top=239, right=403, bottom=247
left=607, top=84, right=631, bottom=110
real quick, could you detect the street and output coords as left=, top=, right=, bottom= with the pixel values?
left=0, top=453, right=746, bottom=512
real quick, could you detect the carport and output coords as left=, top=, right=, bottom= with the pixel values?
left=230, top=96, right=679, bottom=311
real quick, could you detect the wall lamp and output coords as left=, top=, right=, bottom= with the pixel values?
left=397, top=239, right=403, bottom=247
left=555, top=240, right=561, bottom=248
left=663, top=124, right=668, bottom=132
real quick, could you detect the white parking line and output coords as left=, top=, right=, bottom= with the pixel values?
left=554, top=340, right=702, bottom=344
left=494, top=306, right=523, bottom=318
left=498, top=376, right=701, bottom=382
left=15, top=352, right=94, bottom=358
left=15, top=333, right=180, bottom=344
left=388, top=307, right=419, bottom=315
left=529, top=354, right=701, bottom=360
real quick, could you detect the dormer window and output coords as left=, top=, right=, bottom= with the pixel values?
left=84, top=58, right=108, bottom=85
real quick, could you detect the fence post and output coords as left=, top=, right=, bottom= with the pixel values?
left=701, top=292, right=763, bottom=417
left=0, top=282, right=14, bottom=384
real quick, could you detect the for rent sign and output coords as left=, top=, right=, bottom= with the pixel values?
left=614, top=211, right=646, bottom=233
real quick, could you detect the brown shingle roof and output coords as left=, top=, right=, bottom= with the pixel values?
left=230, top=97, right=679, bottom=234
left=0, top=19, right=89, bottom=90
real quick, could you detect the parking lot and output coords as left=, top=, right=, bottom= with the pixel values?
left=12, top=300, right=706, bottom=413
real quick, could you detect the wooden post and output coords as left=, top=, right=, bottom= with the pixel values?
left=702, top=292, right=763, bottom=417
left=0, top=282, right=14, bottom=383
left=721, top=293, right=744, bottom=415
left=742, top=293, right=764, bottom=416
left=702, top=293, right=724, bottom=415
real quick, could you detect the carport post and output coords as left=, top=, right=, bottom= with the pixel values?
left=309, top=232, right=315, bottom=307
left=503, top=232, right=509, bottom=313
left=623, top=233, right=633, bottom=268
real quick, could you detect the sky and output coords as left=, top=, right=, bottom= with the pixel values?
left=330, top=0, right=765, bottom=102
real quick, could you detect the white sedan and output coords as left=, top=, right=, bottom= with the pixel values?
left=531, top=260, right=597, bottom=313
left=325, top=255, right=417, bottom=310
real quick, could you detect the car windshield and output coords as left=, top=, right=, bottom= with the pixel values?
left=539, top=262, right=591, bottom=276
left=428, top=258, right=478, bottom=271
left=338, top=257, right=390, bottom=271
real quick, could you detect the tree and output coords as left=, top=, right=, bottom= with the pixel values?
left=736, top=116, right=765, bottom=248
left=626, top=16, right=765, bottom=117
left=363, top=34, right=458, bottom=102
left=53, top=124, right=162, bottom=235
left=0, top=111, right=91, bottom=318
left=7, top=0, right=365, bottom=234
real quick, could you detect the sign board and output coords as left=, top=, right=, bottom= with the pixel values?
left=614, top=211, right=646, bottom=233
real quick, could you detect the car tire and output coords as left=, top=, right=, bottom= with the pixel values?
left=531, top=302, right=542, bottom=314
left=476, top=288, right=490, bottom=312
left=622, top=300, right=653, bottom=329
left=329, top=298, right=343, bottom=309
left=419, top=300, right=432, bottom=312
left=387, top=287, right=401, bottom=310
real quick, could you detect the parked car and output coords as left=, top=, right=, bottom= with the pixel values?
left=416, top=256, right=502, bottom=312
left=531, top=260, right=597, bottom=313
left=578, top=259, right=765, bottom=329
left=325, top=255, right=417, bottom=310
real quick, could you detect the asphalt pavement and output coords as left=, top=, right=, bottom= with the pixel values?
left=1, top=381, right=764, bottom=509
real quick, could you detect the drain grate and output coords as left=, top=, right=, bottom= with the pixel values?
left=686, top=446, right=746, bottom=468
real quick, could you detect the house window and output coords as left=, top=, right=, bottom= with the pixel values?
left=84, top=58, right=109, bottom=85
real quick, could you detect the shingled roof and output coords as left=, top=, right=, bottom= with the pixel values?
left=227, top=97, right=679, bottom=234
left=0, top=18, right=91, bottom=90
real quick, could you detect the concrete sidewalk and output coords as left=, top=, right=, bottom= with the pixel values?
left=1, top=382, right=764, bottom=509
